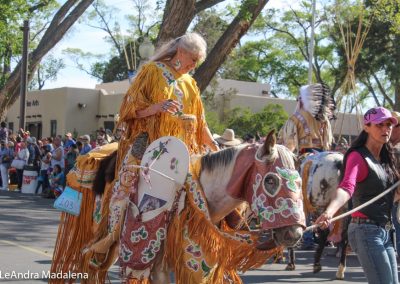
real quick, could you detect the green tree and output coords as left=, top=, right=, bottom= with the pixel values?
left=28, top=55, right=65, bottom=90
left=221, top=3, right=343, bottom=99
left=351, top=1, right=400, bottom=110
left=0, top=0, right=95, bottom=116
left=205, top=111, right=227, bottom=135
left=225, top=104, right=288, bottom=138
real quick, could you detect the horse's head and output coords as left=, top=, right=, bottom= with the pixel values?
left=224, top=130, right=305, bottom=248
left=301, top=151, right=343, bottom=209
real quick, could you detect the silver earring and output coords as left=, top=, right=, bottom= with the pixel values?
left=174, top=59, right=181, bottom=70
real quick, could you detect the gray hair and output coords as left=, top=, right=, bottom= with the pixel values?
left=151, top=32, right=207, bottom=63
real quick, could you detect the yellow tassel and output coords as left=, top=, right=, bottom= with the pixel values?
left=50, top=144, right=118, bottom=284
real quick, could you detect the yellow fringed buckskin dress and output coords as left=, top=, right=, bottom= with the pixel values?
left=84, top=61, right=210, bottom=282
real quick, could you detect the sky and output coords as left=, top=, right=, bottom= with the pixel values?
left=43, top=0, right=303, bottom=90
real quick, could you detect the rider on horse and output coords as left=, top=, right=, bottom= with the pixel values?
left=279, top=83, right=335, bottom=156
left=279, top=83, right=336, bottom=250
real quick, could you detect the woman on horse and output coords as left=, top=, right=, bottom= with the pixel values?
left=85, top=32, right=219, bottom=276
left=316, top=106, right=399, bottom=284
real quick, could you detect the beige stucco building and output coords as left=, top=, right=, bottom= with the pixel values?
left=5, top=79, right=361, bottom=140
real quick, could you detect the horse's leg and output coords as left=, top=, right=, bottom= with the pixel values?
left=285, top=248, right=296, bottom=271
left=150, top=244, right=170, bottom=284
left=313, top=228, right=329, bottom=273
left=335, top=238, right=348, bottom=280
left=336, top=218, right=350, bottom=280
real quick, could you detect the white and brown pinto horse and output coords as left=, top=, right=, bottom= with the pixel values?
left=57, top=131, right=305, bottom=283
left=147, top=131, right=306, bottom=283
left=285, top=151, right=350, bottom=280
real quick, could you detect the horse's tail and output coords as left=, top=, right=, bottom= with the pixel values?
left=92, top=150, right=118, bottom=195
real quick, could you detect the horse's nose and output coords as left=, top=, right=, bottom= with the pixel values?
left=274, top=225, right=303, bottom=247
left=256, top=230, right=278, bottom=251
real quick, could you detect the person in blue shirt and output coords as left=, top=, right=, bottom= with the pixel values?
left=50, top=164, right=65, bottom=198
left=79, top=135, right=92, bottom=155
left=64, top=132, right=76, bottom=152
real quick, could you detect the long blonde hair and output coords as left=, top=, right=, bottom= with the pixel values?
left=151, top=32, right=207, bottom=63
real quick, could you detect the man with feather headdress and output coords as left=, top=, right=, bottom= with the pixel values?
left=280, top=83, right=336, bottom=155
left=279, top=83, right=336, bottom=250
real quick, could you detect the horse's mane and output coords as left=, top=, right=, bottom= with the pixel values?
left=275, top=144, right=296, bottom=169
left=201, top=143, right=296, bottom=173
left=93, top=150, right=118, bottom=195
left=200, top=147, right=239, bottom=173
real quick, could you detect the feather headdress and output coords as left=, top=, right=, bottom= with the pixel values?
left=299, top=83, right=336, bottom=121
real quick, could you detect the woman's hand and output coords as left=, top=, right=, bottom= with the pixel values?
left=315, top=211, right=332, bottom=230
left=137, top=99, right=182, bottom=118
left=156, top=99, right=181, bottom=115
left=210, top=140, right=220, bottom=152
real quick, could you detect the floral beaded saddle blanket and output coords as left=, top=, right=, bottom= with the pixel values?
left=118, top=136, right=190, bottom=280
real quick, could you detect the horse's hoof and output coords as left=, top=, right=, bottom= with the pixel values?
left=285, top=264, right=295, bottom=271
left=313, top=263, right=322, bottom=273
left=336, top=264, right=345, bottom=280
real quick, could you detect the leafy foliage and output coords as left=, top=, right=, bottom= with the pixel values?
left=28, top=55, right=65, bottom=90
left=0, top=0, right=59, bottom=89
left=220, top=4, right=342, bottom=98
left=225, top=104, right=288, bottom=138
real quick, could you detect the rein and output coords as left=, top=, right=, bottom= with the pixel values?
left=306, top=179, right=400, bottom=232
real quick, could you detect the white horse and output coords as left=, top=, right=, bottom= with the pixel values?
left=286, top=151, right=350, bottom=280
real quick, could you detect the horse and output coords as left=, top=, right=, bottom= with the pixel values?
left=284, top=151, right=351, bottom=280
left=50, top=131, right=306, bottom=283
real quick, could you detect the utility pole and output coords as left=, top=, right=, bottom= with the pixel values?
left=308, top=0, right=316, bottom=84
left=19, top=20, right=29, bottom=130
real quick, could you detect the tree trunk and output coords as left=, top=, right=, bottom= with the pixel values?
left=156, top=0, right=226, bottom=46
left=395, top=79, right=400, bottom=111
left=0, top=0, right=94, bottom=117
left=156, top=0, right=197, bottom=46
left=194, top=0, right=269, bottom=92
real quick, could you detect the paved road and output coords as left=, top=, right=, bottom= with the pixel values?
left=0, top=190, right=368, bottom=283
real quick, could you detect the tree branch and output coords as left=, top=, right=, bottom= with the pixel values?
left=360, top=76, right=381, bottom=106
left=372, top=72, right=394, bottom=107
left=194, top=0, right=269, bottom=92
left=91, top=1, right=122, bottom=56
left=265, top=22, right=309, bottom=61
left=195, top=0, right=225, bottom=12
left=28, top=0, right=52, bottom=13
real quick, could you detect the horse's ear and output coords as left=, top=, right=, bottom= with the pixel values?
left=260, top=129, right=276, bottom=157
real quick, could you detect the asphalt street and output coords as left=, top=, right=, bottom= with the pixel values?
left=0, top=190, right=368, bottom=283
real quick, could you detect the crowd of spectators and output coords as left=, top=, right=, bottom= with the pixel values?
left=0, top=123, right=122, bottom=198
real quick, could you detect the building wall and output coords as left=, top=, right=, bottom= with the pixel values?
left=7, top=88, right=100, bottom=138
left=214, top=79, right=271, bottom=97
left=5, top=78, right=362, bottom=139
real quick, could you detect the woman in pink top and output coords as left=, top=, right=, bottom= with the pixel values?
left=316, top=106, right=399, bottom=284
